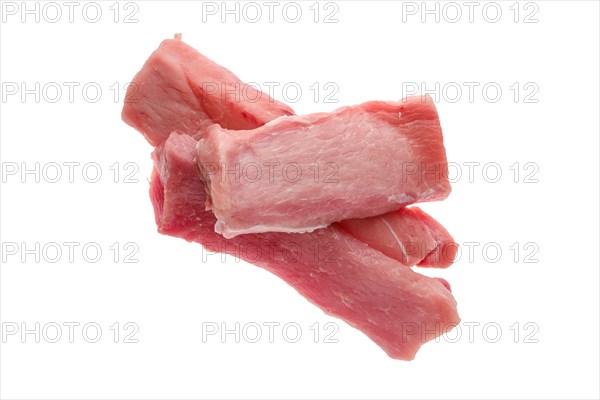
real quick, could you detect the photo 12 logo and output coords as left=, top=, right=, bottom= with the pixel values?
left=2, top=322, right=140, bottom=344
left=447, top=161, right=540, bottom=184
left=1, top=161, right=140, bottom=184
left=402, top=82, right=540, bottom=104
left=197, top=81, right=340, bottom=105
left=1, top=242, right=140, bottom=264
left=200, top=161, right=339, bottom=185
left=201, top=321, right=340, bottom=344
left=1, top=1, right=140, bottom=24
left=451, top=241, right=540, bottom=265
left=200, top=1, right=340, bottom=24
left=200, top=239, right=338, bottom=264
left=403, top=321, right=540, bottom=344
left=400, top=1, right=540, bottom=24
left=1, top=82, right=139, bottom=104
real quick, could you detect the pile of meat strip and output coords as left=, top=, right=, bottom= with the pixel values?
left=122, top=34, right=460, bottom=360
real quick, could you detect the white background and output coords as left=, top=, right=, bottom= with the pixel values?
left=1, top=1, right=599, bottom=399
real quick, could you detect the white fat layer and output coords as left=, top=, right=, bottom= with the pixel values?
left=216, top=221, right=330, bottom=239
left=388, top=193, right=415, bottom=204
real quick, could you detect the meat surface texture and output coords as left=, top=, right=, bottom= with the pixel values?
left=121, top=34, right=294, bottom=147
left=123, top=35, right=459, bottom=360
left=337, top=207, right=456, bottom=268
left=337, top=208, right=437, bottom=267
left=152, top=133, right=460, bottom=360
left=197, top=96, right=451, bottom=238
left=124, top=35, right=454, bottom=267
left=412, top=207, right=458, bottom=269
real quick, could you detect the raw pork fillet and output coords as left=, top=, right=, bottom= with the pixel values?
left=124, top=36, right=459, bottom=359
left=337, top=207, right=457, bottom=268
left=151, top=132, right=460, bottom=360
left=197, top=96, right=451, bottom=238
left=123, top=36, right=454, bottom=268
left=121, top=34, right=294, bottom=147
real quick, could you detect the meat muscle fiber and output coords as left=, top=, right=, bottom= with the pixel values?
left=412, top=207, right=458, bottom=269
left=152, top=132, right=460, bottom=360
left=337, top=207, right=457, bottom=268
left=123, top=36, right=455, bottom=268
left=337, top=208, right=437, bottom=267
left=197, top=96, right=451, bottom=238
left=124, top=36, right=459, bottom=359
left=121, top=34, right=294, bottom=147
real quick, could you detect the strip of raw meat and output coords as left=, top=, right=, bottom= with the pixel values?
left=121, top=34, right=294, bottom=147
left=336, top=208, right=437, bottom=267
left=151, top=132, right=460, bottom=360
left=124, top=36, right=455, bottom=267
left=412, top=208, right=458, bottom=269
left=337, top=207, right=457, bottom=268
left=197, top=95, right=451, bottom=238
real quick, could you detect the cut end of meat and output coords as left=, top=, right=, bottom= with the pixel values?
left=370, top=275, right=460, bottom=360
left=411, top=207, right=457, bottom=269
left=121, top=36, right=295, bottom=147
left=150, top=133, right=217, bottom=242
left=420, top=241, right=459, bottom=269
left=336, top=208, right=438, bottom=267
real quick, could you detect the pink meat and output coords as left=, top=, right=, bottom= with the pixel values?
left=123, top=37, right=459, bottom=358
left=121, top=34, right=294, bottom=147
left=337, top=208, right=437, bottom=267
left=152, top=133, right=460, bottom=360
left=197, top=96, right=451, bottom=238
left=337, top=206, right=456, bottom=268
left=413, top=208, right=458, bottom=269
left=123, top=35, right=455, bottom=268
